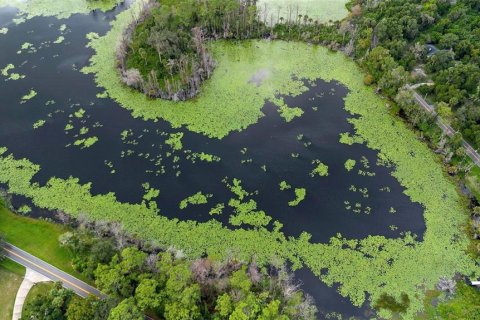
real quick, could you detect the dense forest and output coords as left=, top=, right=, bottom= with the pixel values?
left=346, top=0, right=480, bottom=147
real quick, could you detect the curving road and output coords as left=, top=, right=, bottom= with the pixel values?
left=3, top=242, right=105, bottom=298
left=410, top=89, right=480, bottom=167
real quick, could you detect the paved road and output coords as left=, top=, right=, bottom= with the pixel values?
left=3, top=242, right=104, bottom=298
left=3, top=243, right=155, bottom=320
left=410, top=89, right=480, bottom=167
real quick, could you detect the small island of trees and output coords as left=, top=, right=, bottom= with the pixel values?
left=117, top=0, right=268, bottom=101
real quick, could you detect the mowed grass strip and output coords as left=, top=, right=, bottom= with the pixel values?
left=0, top=259, right=25, bottom=320
left=0, top=207, right=87, bottom=282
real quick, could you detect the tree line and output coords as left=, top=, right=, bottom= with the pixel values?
left=21, top=215, right=317, bottom=320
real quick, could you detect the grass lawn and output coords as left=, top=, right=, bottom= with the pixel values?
left=0, top=206, right=88, bottom=282
left=0, top=259, right=25, bottom=320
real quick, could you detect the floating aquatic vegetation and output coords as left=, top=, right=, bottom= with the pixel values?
left=357, top=156, right=376, bottom=176
left=1, top=64, right=14, bottom=76
left=79, top=127, right=89, bottom=135
left=228, top=198, right=272, bottom=228
left=73, top=136, right=98, bottom=149
left=377, top=153, right=393, bottom=168
left=96, top=91, right=108, bottom=99
left=188, top=152, right=221, bottom=163
left=339, top=132, right=364, bottom=145
left=224, top=178, right=251, bottom=201
left=1, top=64, right=26, bottom=81
left=179, top=191, right=212, bottom=210
left=120, top=129, right=133, bottom=141
left=142, top=183, right=160, bottom=201
left=73, top=108, right=85, bottom=118
left=0, top=27, right=7, bottom=34
left=209, top=203, right=224, bottom=216
left=20, top=89, right=37, bottom=103
left=344, top=159, right=356, bottom=171
left=165, top=133, right=184, bottom=151
left=9, top=73, right=25, bottom=81
left=310, top=160, right=329, bottom=177
left=360, top=156, right=370, bottom=169
left=349, top=185, right=369, bottom=199
left=21, top=42, right=32, bottom=50
left=279, top=181, right=291, bottom=191
left=0, top=0, right=123, bottom=22
left=224, top=179, right=272, bottom=228
left=380, top=186, right=391, bottom=193
left=288, top=188, right=306, bottom=207
left=53, top=36, right=65, bottom=44
left=17, top=204, right=32, bottom=215
left=32, top=119, right=46, bottom=129
left=17, top=42, right=36, bottom=54
left=358, top=169, right=376, bottom=177
left=278, top=104, right=304, bottom=122
left=104, top=160, right=115, bottom=174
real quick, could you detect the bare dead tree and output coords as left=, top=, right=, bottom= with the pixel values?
left=437, top=277, right=456, bottom=295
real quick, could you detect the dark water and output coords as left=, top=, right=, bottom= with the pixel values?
left=0, top=4, right=425, bottom=318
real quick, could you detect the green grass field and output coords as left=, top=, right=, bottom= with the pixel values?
left=0, top=207, right=87, bottom=282
left=0, top=259, right=25, bottom=320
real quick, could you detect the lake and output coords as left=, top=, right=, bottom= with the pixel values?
left=0, top=3, right=427, bottom=318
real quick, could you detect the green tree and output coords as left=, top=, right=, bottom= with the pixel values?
left=163, top=263, right=201, bottom=320
left=108, top=298, right=143, bottom=320
left=21, top=282, right=73, bottom=320
left=66, top=296, right=96, bottom=320
left=258, top=300, right=288, bottom=320
left=363, top=47, right=397, bottom=82
left=436, top=283, right=480, bottom=319
left=95, top=247, right=147, bottom=298
left=134, top=278, right=163, bottom=311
